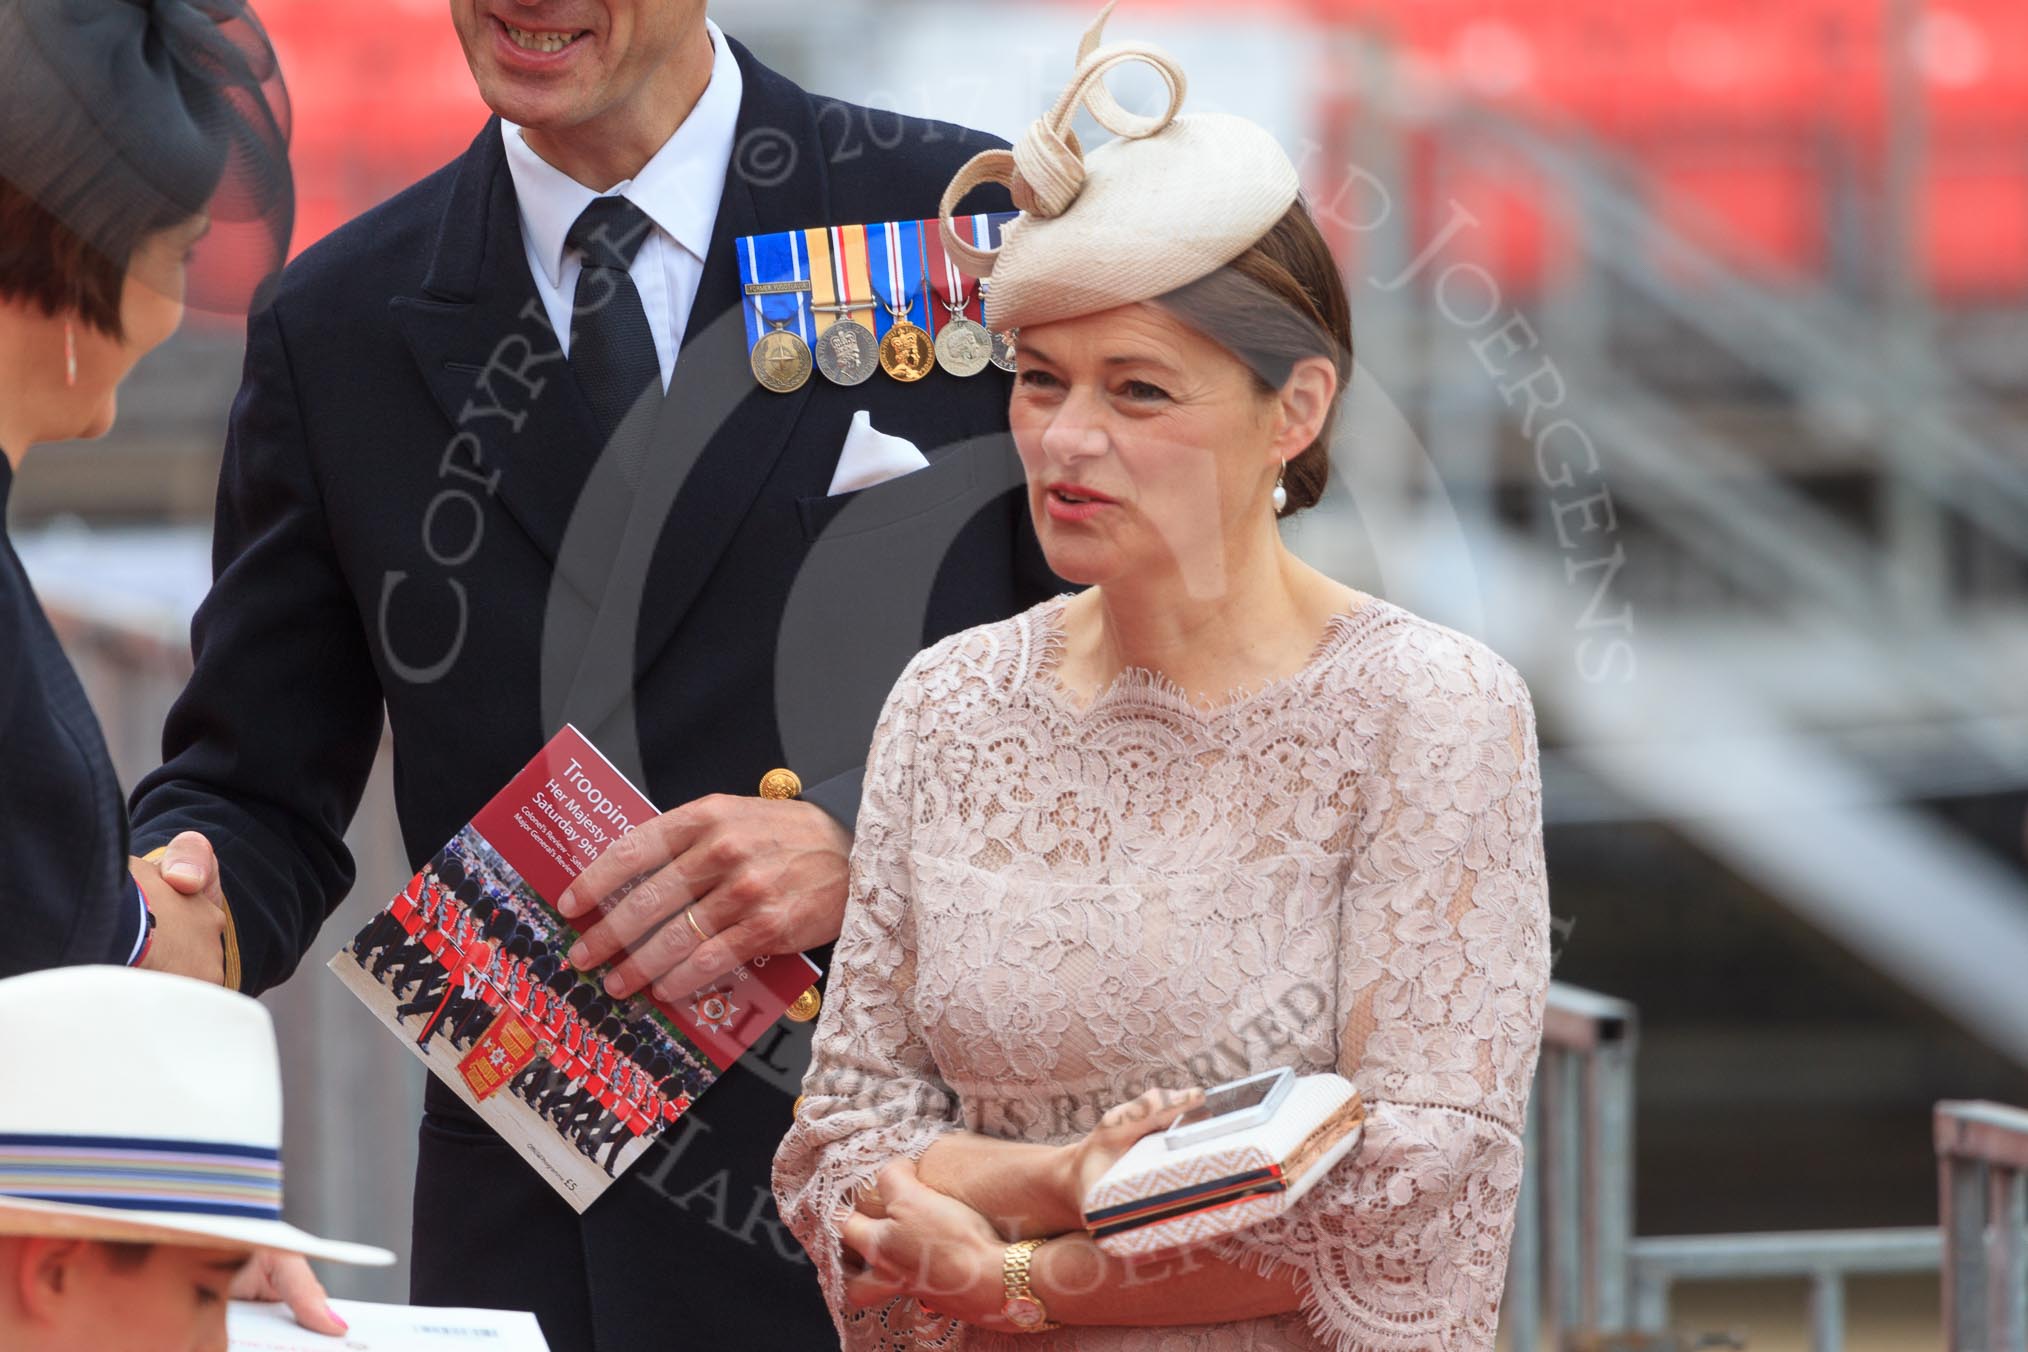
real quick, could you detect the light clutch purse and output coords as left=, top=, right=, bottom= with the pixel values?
left=1081, top=1070, right=1366, bottom=1258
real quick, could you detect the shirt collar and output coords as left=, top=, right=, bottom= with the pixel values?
left=500, top=17, right=743, bottom=289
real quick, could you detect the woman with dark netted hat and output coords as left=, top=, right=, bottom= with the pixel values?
left=0, top=0, right=342, bottom=1330
left=0, top=0, right=292, bottom=980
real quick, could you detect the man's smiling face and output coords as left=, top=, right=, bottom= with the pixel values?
left=449, top=0, right=704, bottom=135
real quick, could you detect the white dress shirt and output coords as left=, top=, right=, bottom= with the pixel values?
left=500, top=18, right=742, bottom=391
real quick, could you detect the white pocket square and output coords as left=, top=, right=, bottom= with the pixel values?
left=827, top=410, right=931, bottom=497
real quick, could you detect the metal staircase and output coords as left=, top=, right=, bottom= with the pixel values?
left=1299, top=30, right=2028, bottom=1075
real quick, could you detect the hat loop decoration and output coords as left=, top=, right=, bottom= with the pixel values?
left=936, top=3, right=1303, bottom=333
left=939, top=1, right=1187, bottom=278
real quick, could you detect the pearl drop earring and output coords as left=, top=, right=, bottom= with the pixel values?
left=64, top=319, right=77, bottom=388
left=1271, top=459, right=1288, bottom=515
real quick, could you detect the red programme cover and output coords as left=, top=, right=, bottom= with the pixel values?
left=328, top=726, right=821, bottom=1211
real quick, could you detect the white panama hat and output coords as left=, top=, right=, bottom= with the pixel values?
left=0, top=966, right=393, bottom=1266
left=938, top=2, right=1302, bottom=333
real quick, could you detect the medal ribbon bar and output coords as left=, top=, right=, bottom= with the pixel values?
left=753, top=230, right=811, bottom=340
left=924, top=214, right=967, bottom=334
left=833, top=223, right=874, bottom=321
left=866, top=218, right=928, bottom=340
left=805, top=225, right=841, bottom=335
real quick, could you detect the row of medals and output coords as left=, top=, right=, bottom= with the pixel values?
left=750, top=299, right=1017, bottom=395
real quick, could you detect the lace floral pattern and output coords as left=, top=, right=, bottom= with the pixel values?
left=773, top=593, right=1550, bottom=1351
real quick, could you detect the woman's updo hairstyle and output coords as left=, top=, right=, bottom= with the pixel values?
left=1157, top=198, right=1352, bottom=519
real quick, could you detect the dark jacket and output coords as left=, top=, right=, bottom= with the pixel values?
left=132, top=35, right=1056, bottom=1352
left=0, top=456, right=142, bottom=974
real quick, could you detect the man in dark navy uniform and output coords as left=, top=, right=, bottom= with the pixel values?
left=123, top=1, right=1054, bottom=1344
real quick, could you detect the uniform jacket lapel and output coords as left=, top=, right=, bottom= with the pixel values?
left=545, top=40, right=831, bottom=740
left=387, top=121, right=613, bottom=604
left=626, top=39, right=829, bottom=681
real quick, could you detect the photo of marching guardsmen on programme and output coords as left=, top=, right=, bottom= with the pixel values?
left=338, top=825, right=714, bottom=1191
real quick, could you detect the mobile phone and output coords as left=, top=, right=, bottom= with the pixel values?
left=1163, top=1066, right=1295, bottom=1149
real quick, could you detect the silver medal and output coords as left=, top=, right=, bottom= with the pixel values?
left=934, top=316, right=993, bottom=378
left=813, top=319, right=879, bottom=387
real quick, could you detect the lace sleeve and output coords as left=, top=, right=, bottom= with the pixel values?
left=1213, top=637, right=1551, bottom=1352
left=773, top=651, right=966, bottom=1350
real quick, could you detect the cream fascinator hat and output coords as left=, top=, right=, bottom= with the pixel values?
left=939, top=3, right=1302, bottom=333
left=0, top=966, right=393, bottom=1265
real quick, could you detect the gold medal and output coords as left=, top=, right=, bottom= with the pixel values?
left=870, top=221, right=934, bottom=383
left=786, top=987, right=823, bottom=1022
left=749, top=326, right=812, bottom=394
left=879, top=319, right=935, bottom=382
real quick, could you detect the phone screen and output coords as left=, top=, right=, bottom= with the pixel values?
left=1172, top=1074, right=1281, bottom=1131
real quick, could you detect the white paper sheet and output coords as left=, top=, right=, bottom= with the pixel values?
left=228, top=1298, right=549, bottom=1351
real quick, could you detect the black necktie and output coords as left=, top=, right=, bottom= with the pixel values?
left=565, top=196, right=660, bottom=439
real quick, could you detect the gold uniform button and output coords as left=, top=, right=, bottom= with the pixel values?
left=787, top=987, right=823, bottom=1022
left=759, top=768, right=803, bottom=801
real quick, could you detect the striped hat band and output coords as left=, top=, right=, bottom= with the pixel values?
left=0, top=1132, right=282, bottom=1221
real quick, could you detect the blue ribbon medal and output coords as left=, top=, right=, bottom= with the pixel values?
left=867, top=218, right=934, bottom=383
left=739, top=229, right=814, bottom=394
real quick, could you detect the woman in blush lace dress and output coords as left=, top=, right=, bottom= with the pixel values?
left=773, top=12, right=1551, bottom=1351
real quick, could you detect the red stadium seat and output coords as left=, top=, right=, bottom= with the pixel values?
left=254, top=0, right=2028, bottom=301
left=1921, top=160, right=2028, bottom=300
left=1423, top=152, right=1577, bottom=297
left=261, top=0, right=489, bottom=257
left=1646, top=143, right=1829, bottom=284
left=1920, top=0, right=2028, bottom=133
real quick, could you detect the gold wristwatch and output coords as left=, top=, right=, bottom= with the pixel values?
left=1000, top=1237, right=1059, bottom=1333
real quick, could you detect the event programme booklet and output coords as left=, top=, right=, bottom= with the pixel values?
left=328, top=726, right=821, bottom=1212
left=230, top=1300, right=549, bottom=1351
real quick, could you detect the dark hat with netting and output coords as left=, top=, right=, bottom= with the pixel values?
left=0, top=0, right=293, bottom=315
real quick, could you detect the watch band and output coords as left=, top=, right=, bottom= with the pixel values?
left=1001, top=1237, right=1060, bottom=1333
left=130, top=882, right=157, bottom=967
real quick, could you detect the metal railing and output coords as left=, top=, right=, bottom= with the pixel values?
left=1620, top=1101, right=2028, bottom=1351
left=1628, top=1227, right=1941, bottom=1352
left=1497, top=983, right=2028, bottom=1352
left=1939, top=1100, right=2028, bottom=1352
left=1506, top=982, right=1639, bottom=1351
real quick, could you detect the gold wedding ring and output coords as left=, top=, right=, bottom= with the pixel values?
left=684, top=908, right=712, bottom=945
